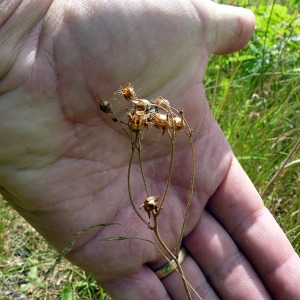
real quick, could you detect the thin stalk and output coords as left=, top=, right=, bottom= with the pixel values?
left=114, top=114, right=131, bottom=138
left=177, top=122, right=195, bottom=250
left=158, top=129, right=175, bottom=211
left=128, top=132, right=153, bottom=228
left=44, top=221, right=158, bottom=281
left=137, top=134, right=150, bottom=197
left=97, top=95, right=131, bottom=139
left=261, top=139, right=300, bottom=198
left=153, top=215, right=192, bottom=300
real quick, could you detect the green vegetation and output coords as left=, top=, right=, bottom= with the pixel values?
left=1, top=1, right=299, bottom=298
left=205, top=0, right=299, bottom=254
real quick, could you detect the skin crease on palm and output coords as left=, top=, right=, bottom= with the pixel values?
left=0, top=0, right=300, bottom=299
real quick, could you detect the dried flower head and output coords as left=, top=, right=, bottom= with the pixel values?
left=140, top=196, right=159, bottom=219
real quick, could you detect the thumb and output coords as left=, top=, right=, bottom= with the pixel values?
left=194, top=1, right=255, bottom=55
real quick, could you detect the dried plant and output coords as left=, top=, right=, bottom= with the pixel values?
left=45, top=83, right=200, bottom=299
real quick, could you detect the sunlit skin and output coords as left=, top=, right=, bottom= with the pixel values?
left=1, top=1, right=300, bottom=299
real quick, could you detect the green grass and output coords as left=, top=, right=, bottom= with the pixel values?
left=1, top=0, right=299, bottom=298
left=205, top=0, right=300, bottom=254
left=0, top=199, right=110, bottom=299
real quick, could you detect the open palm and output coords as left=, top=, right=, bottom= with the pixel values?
left=0, top=1, right=299, bottom=299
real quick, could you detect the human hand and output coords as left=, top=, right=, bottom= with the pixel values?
left=1, top=0, right=299, bottom=299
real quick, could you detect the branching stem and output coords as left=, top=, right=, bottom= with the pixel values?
left=158, top=129, right=175, bottom=211
left=137, top=133, right=150, bottom=198
left=128, top=132, right=153, bottom=228
left=153, top=214, right=192, bottom=300
left=177, top=120, right=195, bottom=250
left=47, top=85, right=202, bottom=299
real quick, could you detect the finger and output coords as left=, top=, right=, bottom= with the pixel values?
left=192, top=0, right=255, bottom=54
left=100, top=265, right=171, bottom=300
left=161, top=255, right=220, bottom=299
left=184, top=209, right=271, bottom=299
left=207, top=157, right=300, bottom=298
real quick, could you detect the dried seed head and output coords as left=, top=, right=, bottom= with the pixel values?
left=128, top=111, right=148, bottom=132
left=171, top=115, right=185, bottom=131
left=98, top=97, right=112, bottom=113
left=116, top=82, right=137, bottom=100
left=152, top=96, right=170, bottom=110
left=131, top=99, right=152, bottom=111
left=140, top=196, right=159, bottom=218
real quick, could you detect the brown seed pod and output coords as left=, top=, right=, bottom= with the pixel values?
left=127, top=111, right=149, bottom=132
left=115, top=82, right=137, bottom=101
left=140, top=196, right=159, bottom=219
left=97, top=97, right=112, bottom=113
left=152, top=96, right=170, bottom=110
